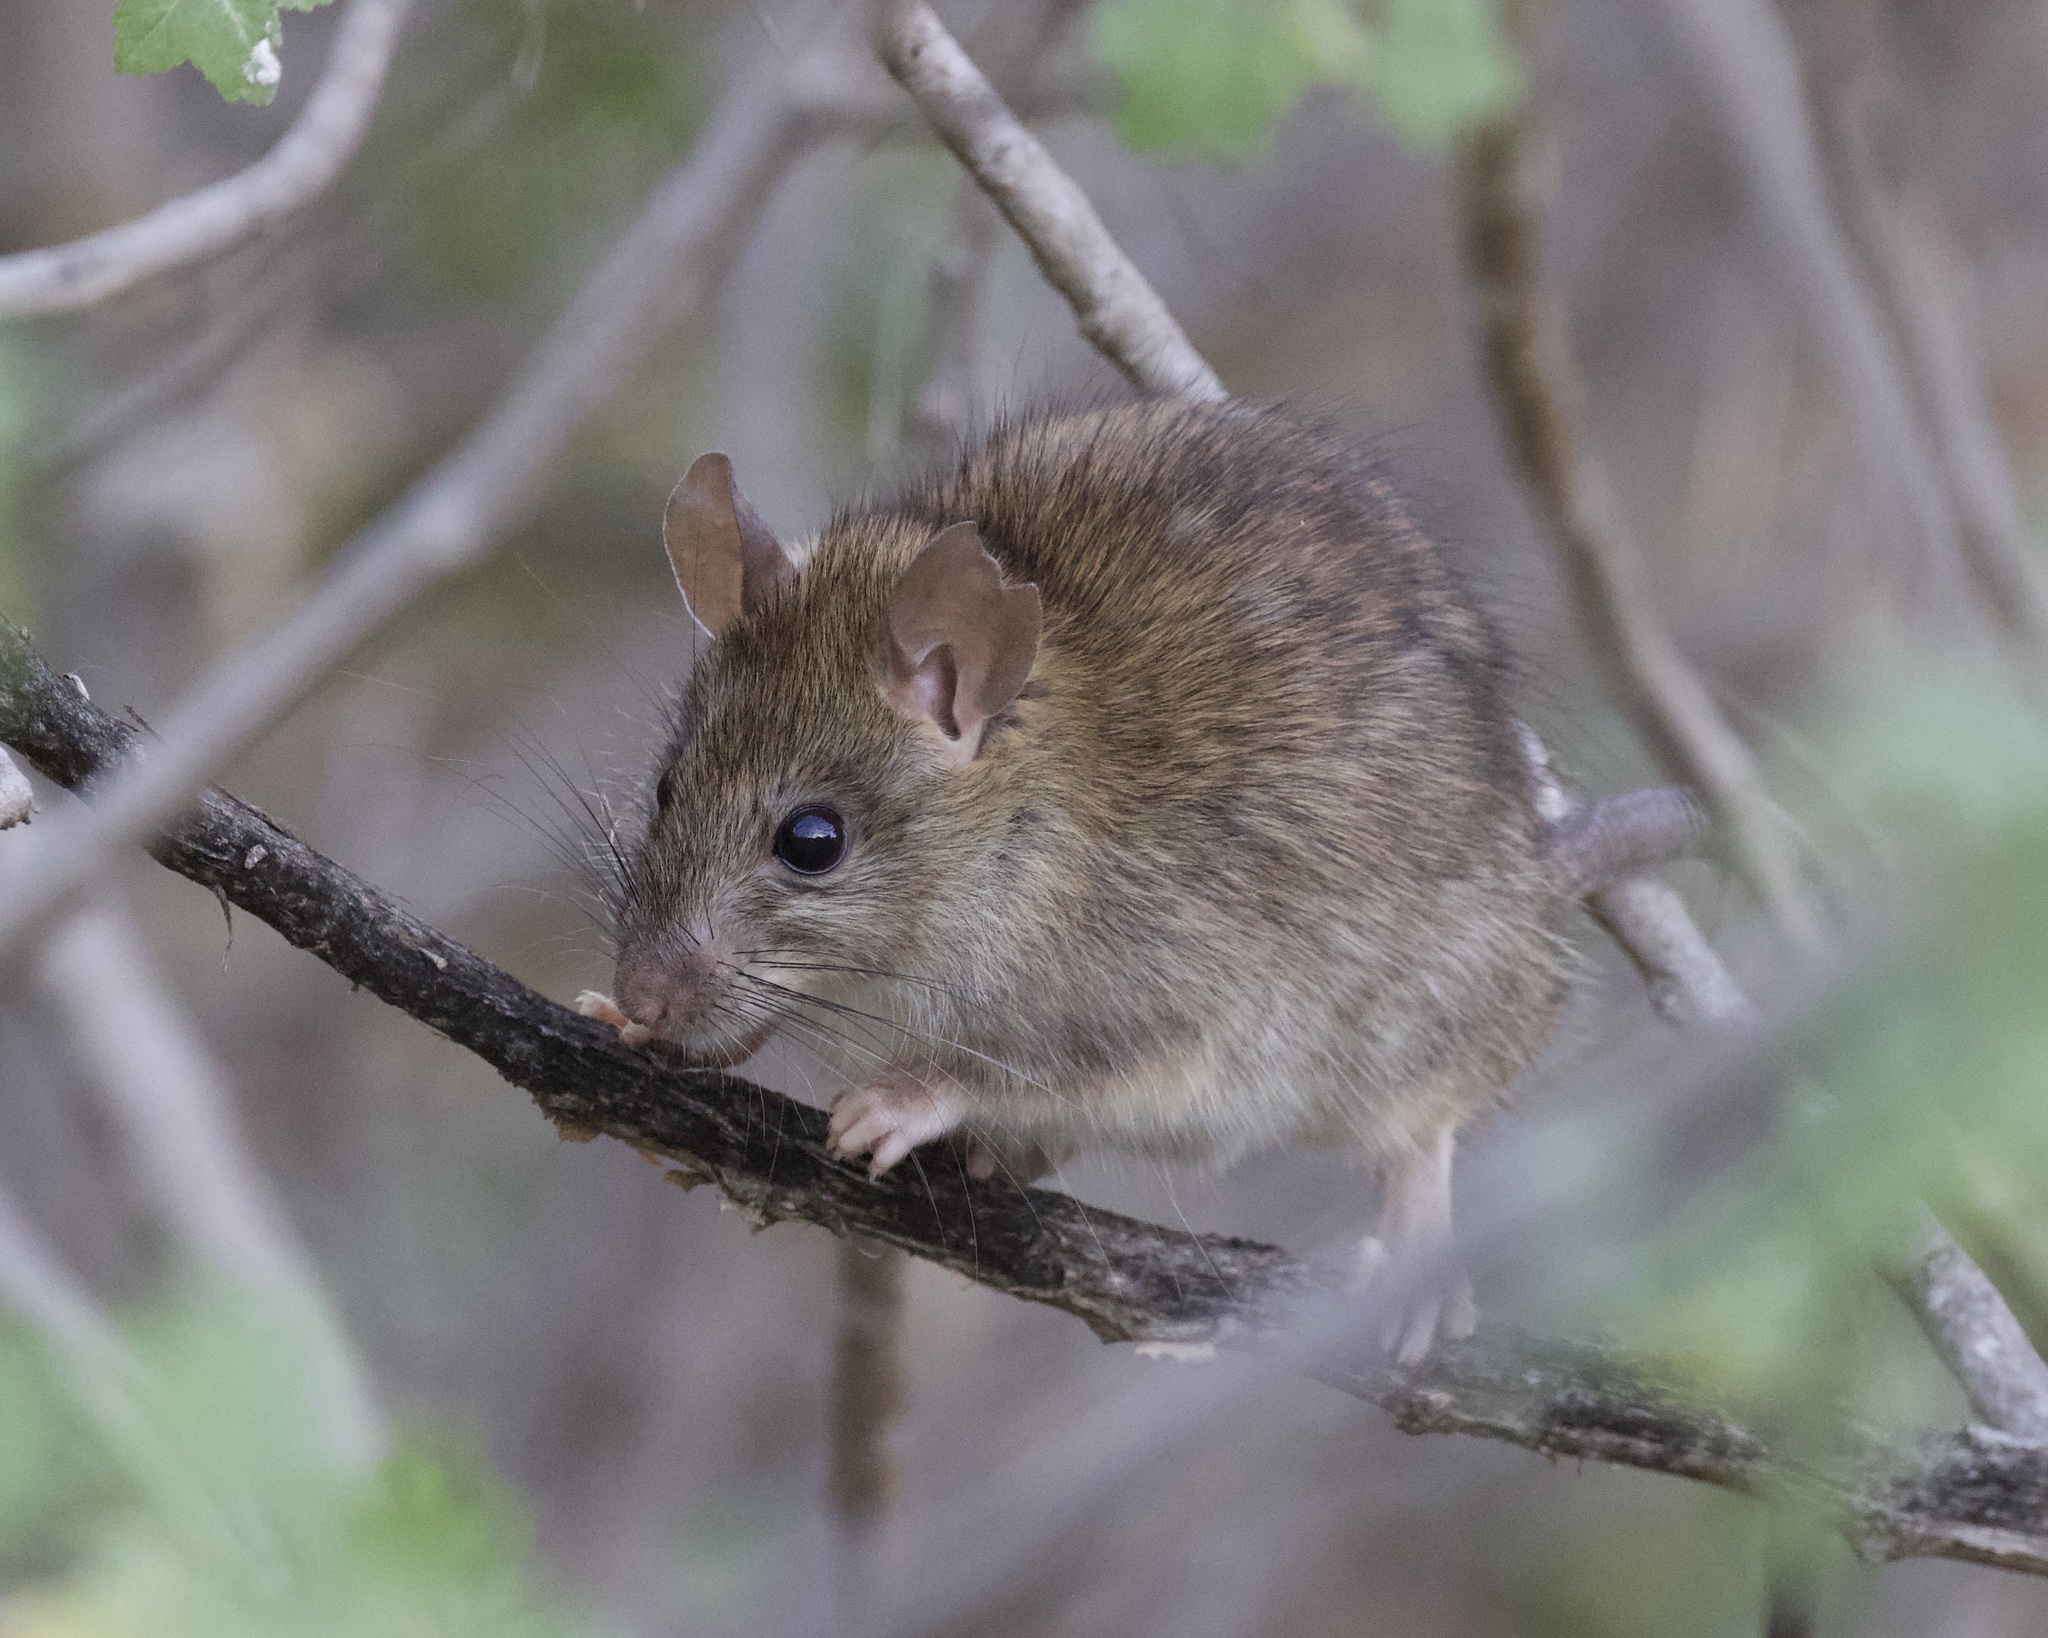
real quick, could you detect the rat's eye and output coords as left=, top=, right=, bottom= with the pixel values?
left=773, top=806, right=845, bottom=875
left=654, top=768, right=679, bottom=814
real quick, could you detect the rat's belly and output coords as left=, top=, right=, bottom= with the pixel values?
left=963, top=1032, right=1486, bottom=1166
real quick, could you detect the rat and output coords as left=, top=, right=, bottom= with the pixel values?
left=578, top=400, right=1568, bottom=1361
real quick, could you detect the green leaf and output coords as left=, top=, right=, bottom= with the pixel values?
left=1089, top=0, right=1518, bottom=161
left=114, top=0, right=335, bottom=106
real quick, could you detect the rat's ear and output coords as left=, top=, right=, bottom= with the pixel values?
left=663, top=453, right=795, bottom=638
left=884, top=523, right=1041, bottom=766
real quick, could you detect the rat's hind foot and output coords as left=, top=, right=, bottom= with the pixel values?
left=1354, top=1126, right=1475, bottom=1366
left=827, top=1074, right=966, bottom=1178
left=1352, top=1235, right=1477, bottom=1366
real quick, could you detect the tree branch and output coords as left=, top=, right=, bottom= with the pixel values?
left=5, top=620, right=2048, bottom=1576
left=0, top=0, right=411, bottom=317
left=0, top=25, right=866, bottom=965
left=870, top=0, right=1225, bottom=402
left=1884, top=1213, right=2048, bottom=1444
left=1454, top=112, right=1822, bottom=950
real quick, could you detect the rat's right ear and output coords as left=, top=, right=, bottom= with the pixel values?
left=663, top=453, right=796, bottom=638
left=885, top=523, right=1041, bottom=767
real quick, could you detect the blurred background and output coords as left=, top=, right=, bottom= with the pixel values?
left=5, top=0, right=2048, bottom=1632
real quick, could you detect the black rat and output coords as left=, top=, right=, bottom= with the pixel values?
left=578, top=400, right=1568, bottom=1360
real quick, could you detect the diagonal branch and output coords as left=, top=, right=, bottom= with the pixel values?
left=0, top=0, right=412, bottom=317
left=871, top=0, right=1225, bottom=402
left=0, top=26, right=867, bottom=966
left=5, top=619, right=2048, bottom=1576
left=1884, top=1212, right=2048, bottom=1444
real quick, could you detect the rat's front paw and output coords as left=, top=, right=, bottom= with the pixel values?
left=1352, top=1235, right=1477, bottom=1366
left=574, top=990, right=652, bottom=1047
left=827, top=1075, right=965, bottom=1178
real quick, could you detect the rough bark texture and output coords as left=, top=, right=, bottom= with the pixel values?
left=4, top=617, right=2048, bottom=1574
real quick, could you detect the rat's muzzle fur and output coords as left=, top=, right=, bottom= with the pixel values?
left=611, top=935, right=774, bottom=1068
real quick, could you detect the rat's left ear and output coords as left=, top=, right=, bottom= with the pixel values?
left=884, top=522, right=1041, bottom=767
left=664, top=453, right=795, bottom=638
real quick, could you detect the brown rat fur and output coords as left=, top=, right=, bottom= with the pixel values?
left=600, top=400, right=1567, bottom=1349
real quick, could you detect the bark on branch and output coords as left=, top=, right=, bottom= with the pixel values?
left=5, top=619, right=2048, bottom=1576
left=0, top=0, right=411, bottom=317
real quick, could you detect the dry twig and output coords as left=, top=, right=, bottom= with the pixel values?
left=871, top=0, right=1224, bottom=402
left=1885, top=1213, right=2048, bottom=1444
left=0, top=0, right=411, bottom=316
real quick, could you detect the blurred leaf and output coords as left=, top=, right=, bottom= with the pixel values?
left=113, top=0, right=334, bottom=106
left=0, top=1284, right=589, bottom=1636
left=1089, top=0, right=1518, bottom=160
left=1591, top=661, right=2048, bottom=1421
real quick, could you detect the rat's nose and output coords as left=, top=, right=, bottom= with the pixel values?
left=613, top=964, right=679, bottom=1034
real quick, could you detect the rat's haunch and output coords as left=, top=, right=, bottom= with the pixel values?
left=603, top=401, right=1567, bottom=1361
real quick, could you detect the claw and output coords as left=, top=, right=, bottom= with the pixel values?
left=827, top=1075, right=965, bottom=1178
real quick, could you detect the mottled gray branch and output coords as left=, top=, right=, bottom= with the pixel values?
left=1885, top=1213, right=2048, bottom=1444
left=870, top=0, right=1225, bottom=401
left=0, top=27, right=864, bottom=965
left=6, top=622, right=2048, bottom=1577
left=1548, top=785, right=1707, bottom=898
left=1520, top=726, right=1755, bottom=1027
left=0, top=0, right=410, bottom=316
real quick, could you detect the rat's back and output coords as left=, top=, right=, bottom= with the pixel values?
left=863, top=401, right=1566, bottom=1161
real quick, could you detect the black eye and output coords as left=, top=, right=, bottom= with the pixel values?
left=654, top=768, right=678, bottom=813
left=773, top=806, right=845, bottom=875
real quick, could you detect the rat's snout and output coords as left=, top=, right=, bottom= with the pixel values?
left=613, top=930, right=772, bottom=1068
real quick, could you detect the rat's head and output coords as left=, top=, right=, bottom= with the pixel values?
left=608, top=453, right=1041, bottom=1065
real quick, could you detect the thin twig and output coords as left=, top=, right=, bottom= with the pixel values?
left=0, top=26, right=866, bottom=965
left=1454, top=113, right=1823, bottom=949
left=870, top=0, right=1225, bottom=401
left=0, top=0, right=411, bottom=316
left=5, top=623, right=2048, bottom=1577
left=36, top=902, right=387, bottom=1468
